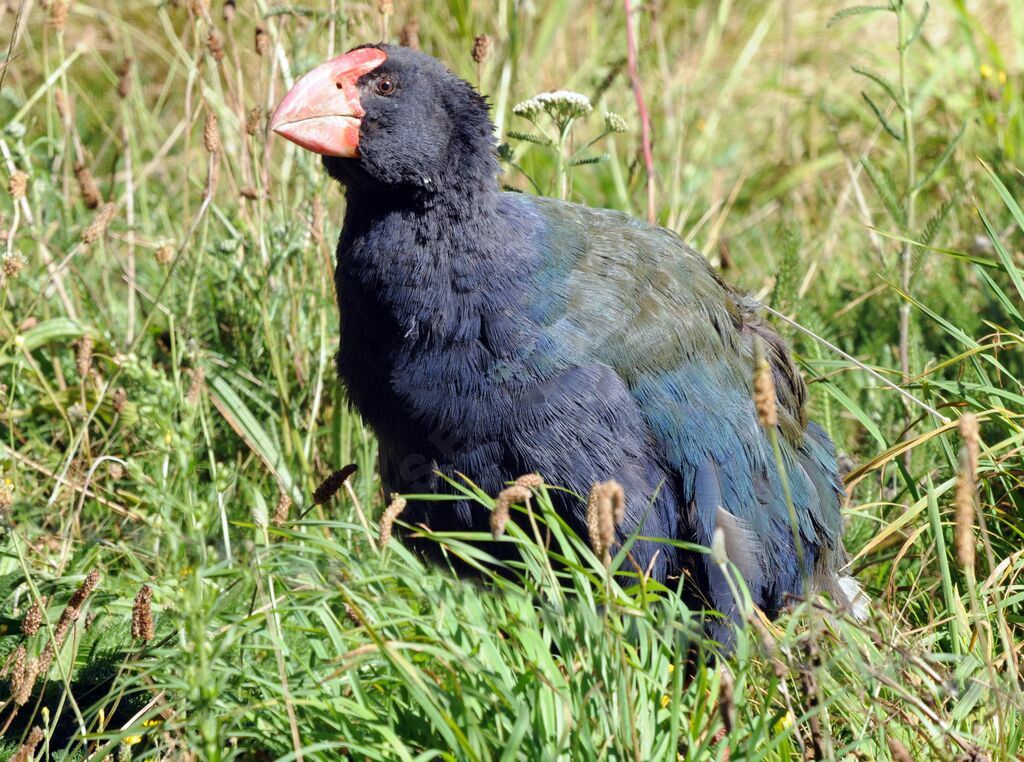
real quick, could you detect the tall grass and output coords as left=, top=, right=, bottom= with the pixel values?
left=0, top=0, right=1022, bottom=759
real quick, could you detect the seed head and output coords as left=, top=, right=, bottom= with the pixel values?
left=6, top=646, right=38, bottom=706
left=514, top=91, right=592, bottom=121
left=8, top=171, right=28, bottom=200
left=887, top=738, right=913, bottom=762
left=0, top=479, right=12, bottom=512
left=379, top=493, right=407, bottom=548
left=82, top=203, right=117, bottom=245
left=240, top=185, right=260, bottom=201
left=155, top=243, right=175, bottom=265
left=491, top=484, right=531, bottom=540
left=75, top=335, right=94, bottom=378
left=117, top=58, right=133, bottom=100
left=203, top=110, right=220, bottom=153
left=313, top=464, right=358, bottom=505
left=472, top=34, right=492, bottom=65
left=515, top=473, right=544, bottom=489
left=272, top=491, right=291, bottom=526
left=10, top=727, right=44, bottom=762
left=586, top=479, right=625, bottom=566
left=254, top=24, right=269, bottom=57
left=22, top=597, right=45, bottom=636
left=399, top=19, right=420, bottom=49
left=39, top=569, right=101, bottom=673
left=75, top=162, right=102, bottom=209
left=718, top=666, right=735, bottom=733
left=207, top=29, right=225, bottom=62
left=131, top=584, right=155, bottom=641
left=49, top=0, right=69, bottom=30
left=752, top=340, right=778, bottom=429
left=54, top=89, right=69, bottom=119
left=2, top=253, right=25, bottom=280
left=954, top=448, right=976, bottom=572
left=112, top=386, right=128, bottom=414
left=960, top=412, right=980, bottom=475
left=378, top=0, right=393, bottom=16
left=245, top=106, right=262, bottom=135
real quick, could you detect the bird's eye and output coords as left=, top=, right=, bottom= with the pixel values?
left=376, top=75, right=397, bottom=96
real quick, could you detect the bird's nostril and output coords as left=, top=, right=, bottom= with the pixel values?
left=335, top=81, right=343, bottom=90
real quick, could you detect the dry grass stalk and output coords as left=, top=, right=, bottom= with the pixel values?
left=753, top=341, right=778, bottom=429
left=311, top=197, right=325, bottom=245
left=74, top=162, right=102, bottom=208
left=82, top=203, right=117, bottom=245
left=10, top=726, right=44, bottom=762
left=8, top=170, right=28, bottom=199
left=272, top=491, right=291, bottom=526
left=222, top=0, right=235, bottom=23
left=379, top=494, right=407, bottom=547
left=54, top=88, right=69, bottom=120
left=75, top=335, right=93, bottom=378
left=254, top=24, right=269, bottom=57
left=491, top=484, right=531, bottom=540
left=131, top=584, right=154, bottom=641
left=313, top=464, right=358, bottom=505
left=22, top=596, right=46, bottom=635
left=887, top=737, right=913, bottom=762
left=587, top=480, right=625, bottom=566
left=116, top=58, right=133, bottom=100
left=38, top=569, right=101, bottom=674
left=377, top=0, right=393, bottom=17
left=399, top=19, right=420, bottom=49
left=203, top=110, right=220, bottom=153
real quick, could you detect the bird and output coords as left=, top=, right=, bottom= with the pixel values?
left=270, top=43, right=867, bottom=641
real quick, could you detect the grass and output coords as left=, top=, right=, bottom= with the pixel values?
left=0, top=0, right=1022, bottom=759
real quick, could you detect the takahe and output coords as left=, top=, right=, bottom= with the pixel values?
left=271, top=44, right=867, bottom=637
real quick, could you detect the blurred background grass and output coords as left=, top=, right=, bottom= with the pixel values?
left=0, top=0, right=1022, bottom=759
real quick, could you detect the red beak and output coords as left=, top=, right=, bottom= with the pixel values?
left=270, top=47, right=387, bottom=157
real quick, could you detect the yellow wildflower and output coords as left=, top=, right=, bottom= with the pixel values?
left=980, top=64, right=994, bottom=79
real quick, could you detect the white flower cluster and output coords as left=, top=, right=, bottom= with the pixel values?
left=513, top=90, right=593, bottom=121
left=604, top=112, right=629, bottom=133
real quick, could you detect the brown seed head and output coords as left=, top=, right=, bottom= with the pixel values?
left=752, top=340, right=777, bottom=429
left=959, top=412, right=980, bottom=475
left=49, top=0, right=69, bottom=30
left=515, top=473, right=544, bottom=489
left=54, top=88, right=69, bottom=119
left=491, top=484, right=531, bottom=539
left=718, top=666, right=735, bottom=734
left=75, top=163, right=102, bottom=209
left=155, top=244, right=175, bottom=265
left=82, top=203, right=117, bottom=245
left=117, top=58, right=133, bottom=100
left=21, top=597, right=46, bottom=636
left=587, top=480, right=624, bottom=566
left=39, top=570, right=101, bottom=673
left=254, top=24, right=269, bottom=56
left=10, top=727, right=44, bottom=762
left=399, top=19, right=420, bottom=49
left=379, top=493, right=407, bottom=547
left=112, top=386, right=128, bottom=414
left=472, top=34, right=492, bottom=64
left=207, top=29, right=225, bottom=61
left=2, top=253, right=25, bottom=280
left=189, top=0, right=209, bottom=17
left=245, top=106, right=262, bottom=135
left=186, top=366, right=205, bottom=406
left=131, top=584, right=155, bottom=641
left=240, top=185, right=260, bottom=201
left=0, top=480, right=12, bottom=512
left=954, top=447, right=976, bottom=573
left=8, top=171, right=28, bottom=200
left=313, top=464, right=358, bottom=505
left=75, top=335, right=94, bottom=378
left=272, top=491, right=291, bottom=526
left=203, top=110, right=220, bottom=153
left=378, top=0, right=393, bottom=16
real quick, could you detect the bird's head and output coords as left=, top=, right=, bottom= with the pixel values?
left=270, top=44, right=497, bottom=197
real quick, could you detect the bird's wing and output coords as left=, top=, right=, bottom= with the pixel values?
left=521, top=195, right=846, bottom=608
